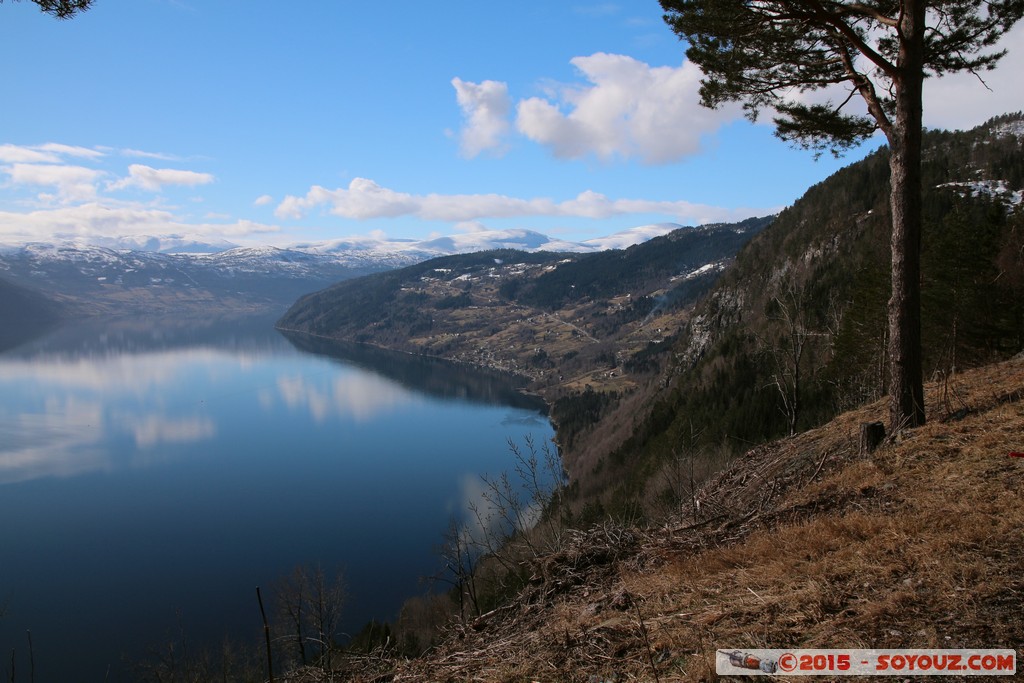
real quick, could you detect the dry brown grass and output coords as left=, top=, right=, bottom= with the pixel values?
left=324, top=357, right=1024, bottom=682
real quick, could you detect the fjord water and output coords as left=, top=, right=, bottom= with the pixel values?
left=0, top=316, right=553, bottom=681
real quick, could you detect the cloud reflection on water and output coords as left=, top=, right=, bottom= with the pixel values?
left=0, top=350, right=233, bottom=484
left=0, top=348, right=244, bottom=394
left=272, top=371, right=422, bottom=423
left=122, top=414, right=217, bottom=450
left=0, top=335, right=434, bottom=484
left=0, top=395, right=107, bottom=483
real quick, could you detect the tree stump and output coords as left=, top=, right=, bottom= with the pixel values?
left=860, top=421, right=886, bottom=455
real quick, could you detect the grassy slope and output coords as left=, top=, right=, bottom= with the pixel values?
left=331, top=355, right=1024, bottom=682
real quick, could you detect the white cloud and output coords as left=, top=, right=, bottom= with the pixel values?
left=276, top=178, right=419, bottom=220
left=36, top=143, right=104, bottom=159
left=0, top=143, right=270, bottom=245
left=419, top=192, right=556, bottom=221
left=277, top=179, right=553, bottom=221
left=922, top=22, right=1024, bottom=131
left=0, top=203, right=279, bottom=244
left=254, top=194, right=274, bottom=206
left=120, top=148, right=182, bottom=161
left=0, top=143, right=105, bottom=164
left=451, top=77, right=513, bottom=157
left=108, top=164, right=215, bottom=192
left=276, top=178, right=772, bottom=226
left=515, top=53, right=741, bottom=164
left=453, top=220, right=489, bottom=233
left=3, top=163, right=103, bottom=202
left=0, top=144, right=60, bottom=164
left=504, top=37, right=1023, bottom=166
left=772, top=21, right=1024, bottom=134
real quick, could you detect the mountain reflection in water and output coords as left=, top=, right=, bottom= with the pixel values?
left=279, top=330, right=546, bottom=413
left=0, top=315, right=555, bottom=681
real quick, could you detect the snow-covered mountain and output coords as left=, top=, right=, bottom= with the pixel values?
left=282, top=223, right=683, bottom=264
left=82, top=234, right=240, bottom=254
left=0, top=242, right=380, bottom=315
left=0, top=223, right=687, bottom=316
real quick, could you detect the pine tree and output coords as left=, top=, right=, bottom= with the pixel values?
left=1, top=0, right=93, bottom=19
left=660, top=0, right=1024, bottom=430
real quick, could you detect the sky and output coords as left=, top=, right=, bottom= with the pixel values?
left=1, top=0, right=1021, bottom=249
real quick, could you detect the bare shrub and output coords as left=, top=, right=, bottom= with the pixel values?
left=272, top=564, right=346, bottom=675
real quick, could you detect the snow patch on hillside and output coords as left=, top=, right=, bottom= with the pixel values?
left=938, top=179, right=1023, bottom=207
left=990, top=119, right=1024, bottom=139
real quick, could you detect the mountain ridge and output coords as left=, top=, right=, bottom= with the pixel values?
left=276, top=217, right=774, bottom=398
left=0, top=223, right=693, bottom=318
left=0, top=221, right=685, bottom=259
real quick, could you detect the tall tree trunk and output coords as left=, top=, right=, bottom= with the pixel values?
left=886, top=0, right=927, bottom=430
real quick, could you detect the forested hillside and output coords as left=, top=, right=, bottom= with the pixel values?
left=568, top=113, right=1024, bottom=511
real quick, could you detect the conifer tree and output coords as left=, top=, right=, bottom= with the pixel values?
left=1, top=0, right=92, bottom=19
left=660, top=0, right=1023, bottom=430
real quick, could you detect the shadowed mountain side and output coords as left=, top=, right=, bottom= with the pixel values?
left=0, top=276, right=66, bottom=351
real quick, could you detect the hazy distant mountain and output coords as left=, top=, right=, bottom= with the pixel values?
left=284, top=223, right=683, bottom=263
left=0, top=223, right=686, bottom=315
left=0, top=242, right=382, bottom=315
left=27, top=223, right=682, bottom=260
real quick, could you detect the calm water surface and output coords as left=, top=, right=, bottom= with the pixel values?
left=0, top=316, right=554, bottom=681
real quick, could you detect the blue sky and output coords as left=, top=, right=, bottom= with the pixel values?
left=1, top=0, right=1021, bottom=248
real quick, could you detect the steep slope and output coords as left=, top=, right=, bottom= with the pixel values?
left=277, top=218, right=771, bottom=395
left=566, top=113, right=1024, bottom=508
